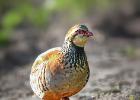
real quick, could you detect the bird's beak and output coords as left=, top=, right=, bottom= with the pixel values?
left=87, top=31, right=95, bottom=40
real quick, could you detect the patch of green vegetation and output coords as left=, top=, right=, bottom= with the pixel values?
left=2, top=11, right=23, bottom=29
left=0, top=1, right=49, bottom=46
left=0, top=30, right=11, bottom=46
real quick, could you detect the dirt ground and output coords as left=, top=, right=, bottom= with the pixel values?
left=0, top=22, right=140, bottom=100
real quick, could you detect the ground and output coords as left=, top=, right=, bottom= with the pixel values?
left=0, top=24, right=140, bottom=100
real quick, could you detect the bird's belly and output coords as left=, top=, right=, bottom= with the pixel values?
left=50, top=66, right=90, bottom=97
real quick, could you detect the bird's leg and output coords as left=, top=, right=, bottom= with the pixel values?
left=61, top=97, right=70, bottom=100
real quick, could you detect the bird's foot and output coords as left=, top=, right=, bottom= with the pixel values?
left=61, top=97, right=69, bottom=100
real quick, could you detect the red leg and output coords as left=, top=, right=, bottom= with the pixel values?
left=61, top=97, right=70, bottom=100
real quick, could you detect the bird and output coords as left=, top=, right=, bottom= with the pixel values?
left=30, top=24, right=93, bottom=100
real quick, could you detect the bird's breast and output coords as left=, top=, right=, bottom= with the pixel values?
left=45, top=48, right=90, bottom=97
left=49, top=55, right=90, bottom=97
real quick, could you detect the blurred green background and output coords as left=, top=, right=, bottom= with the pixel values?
left=0, top=0, right=139, bottom=45
left=0, top=0, right=140, bottom=100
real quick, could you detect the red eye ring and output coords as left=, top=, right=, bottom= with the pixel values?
left=75, top=29, right=93, bottom=36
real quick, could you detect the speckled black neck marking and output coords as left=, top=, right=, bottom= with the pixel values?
left=62, top=41, right=88, bottom=70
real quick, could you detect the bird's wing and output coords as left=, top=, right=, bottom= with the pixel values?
left=32, top=47, right=61, bottom=69
left=30, top=47, right=62, bottom=98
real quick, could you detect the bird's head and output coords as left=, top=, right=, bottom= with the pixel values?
left=65, top=24, right=93, bottom=47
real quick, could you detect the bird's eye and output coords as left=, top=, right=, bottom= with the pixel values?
left=75, top=29, right=88, bottom=37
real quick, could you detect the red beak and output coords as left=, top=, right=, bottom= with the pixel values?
left=87, top=31, right=93, bottom=37
left=87, top=31, right=95, bottom=40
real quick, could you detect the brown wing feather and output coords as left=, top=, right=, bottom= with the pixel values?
left=30, top=47, right=63, bottom=99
